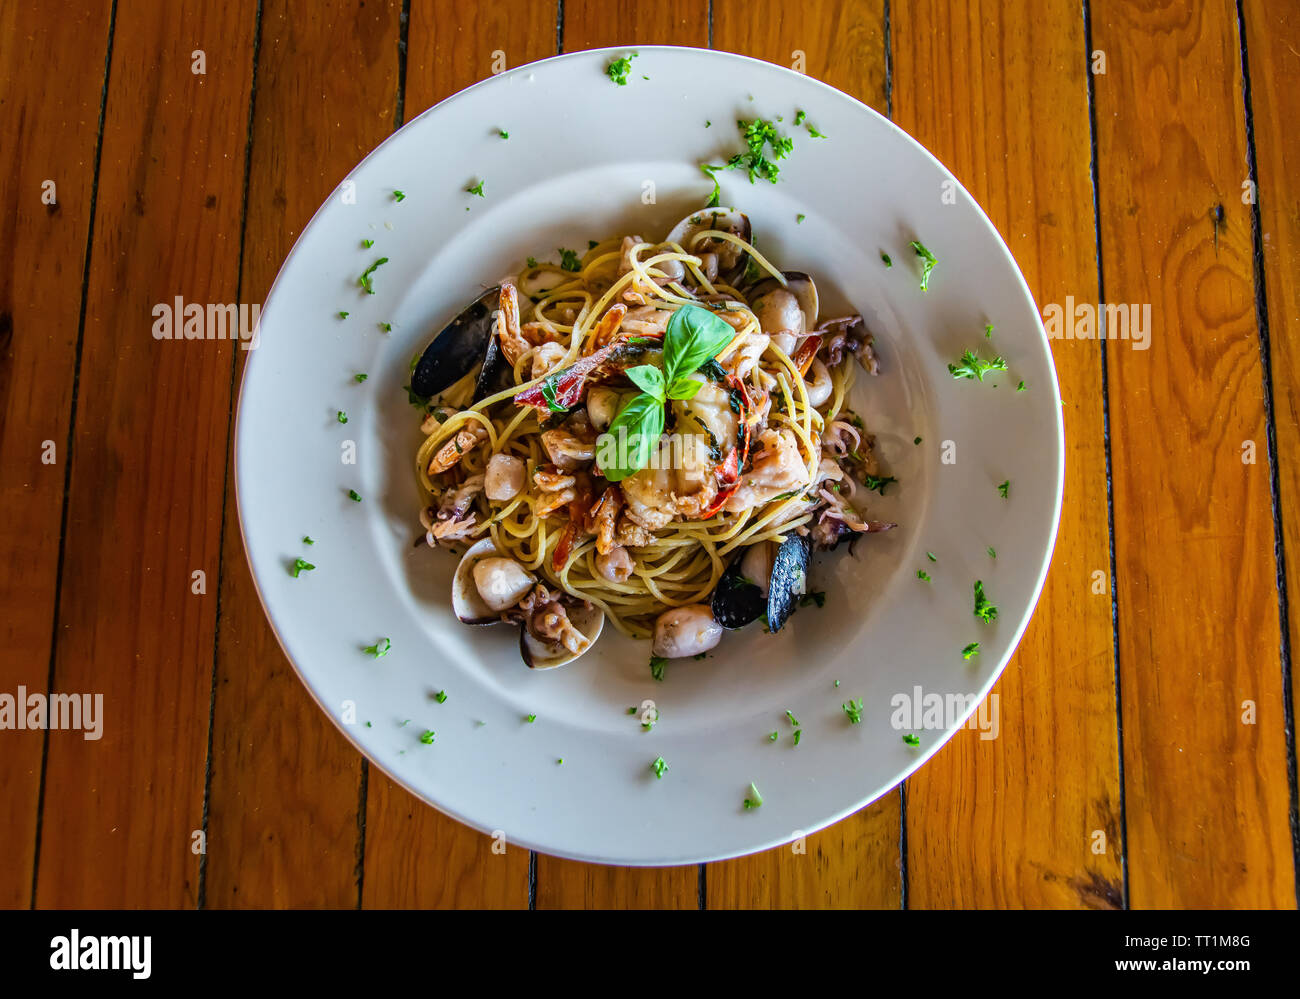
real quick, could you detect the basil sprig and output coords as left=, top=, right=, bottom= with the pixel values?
left=598, top=304, right=734, bottom=482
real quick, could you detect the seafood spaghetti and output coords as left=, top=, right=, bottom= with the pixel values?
left=412, top=208, right=893, bottom=668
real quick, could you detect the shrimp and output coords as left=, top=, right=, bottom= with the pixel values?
left=621, top=435, right=719, bottom=529
left=427, top=423, right=488, bottom=474
left=495, top=282, right=531, bottom=367
left=587, top=303, right=629, bottom=352
left=721, top=428, right=811, bottom=514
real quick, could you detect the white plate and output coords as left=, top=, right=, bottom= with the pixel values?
left=236, top=46, right=1063, bottom=866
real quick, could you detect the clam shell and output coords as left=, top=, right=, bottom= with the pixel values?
left=520, top=604, right=605, bottom=670
left=451, top=537, right=507, bottom=625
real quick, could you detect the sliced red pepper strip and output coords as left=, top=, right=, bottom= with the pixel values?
left=514, top=332, right=663, bottom=411
left=791, top=334, right=823, bottom=377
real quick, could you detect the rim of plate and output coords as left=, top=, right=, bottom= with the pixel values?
left=234, top=45, right=1065, bottom=866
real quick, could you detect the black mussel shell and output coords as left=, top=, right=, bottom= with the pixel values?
left=711, top=557, right=767, bottom=630
left=410, top=286, right=501, bottom=400
left=711, top=534, right=812, bottom=633
left=766, top=535, right=811, bottom=633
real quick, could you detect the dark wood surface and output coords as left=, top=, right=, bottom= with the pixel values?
left=1, top=0, right=1296, bottom=908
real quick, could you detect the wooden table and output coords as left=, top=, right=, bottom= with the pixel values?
left=2, top=0, right=1297, bottom=910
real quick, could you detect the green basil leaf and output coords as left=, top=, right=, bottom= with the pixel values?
left=666, top=375, right=704, bottom=401
left=624, top=364, right=666, bottom=401
left=663, top=304, right=735, bottom=385
left=599, top=393, right=664, bottom=482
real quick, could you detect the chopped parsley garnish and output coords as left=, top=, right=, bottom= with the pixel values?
left=796, top=213, right=806, bottom=224
left=793, top=729, right=802, bottom=746
left=973, top=580, right=998, bottom=623
left=862, top=474, right=898, bottom=495
left=393, top=190, right=406, bottom=202
left=948, top=348, right=1008, bottom=382
left=364, top=637, right=391, bottom=658
left=499, top=128, right=509, bottom=139
left=743, top=783, right=764, bottom=809
left=1017, top=380, right=1026, bottom=391
left=556, top=758, right=564, bottom=765
left=605, top=53, right=637, bottom=86
left=700, top=117, right=795, bottom=201
left=379, top=322, right=392, bottom=332
left=926, top=551, right=937, bottom=562
left=289, top=558, right=315, bottom=578
left=434, top=689, right=448, bottom=703
left=354, top=373, right=367, bottom=382
left=917, top=570, right=931, bottom=582
left=903, top=733, right=921, bottom=747
left=358, top=257, right=389, bottom=295
left=348, top=489, right=362, bottom=502
left=526, top=256, right=538, bottom=268
left=558, top=247, right=581, bottom=272
left=881, top=252, right=892, bottom=267
left=785, top=709, right=800, bottom=727
left=913, top=435, right=922, bottom=445
left=524, top=713, right=536, bottom=723
left=987, top=546, right=997, bottom=559
left=842, top=698, right=864, bottom=724
left=769, top=731, right=779, bottom=741
left=984, top=323, right=994, bottom=338
left=302, top=536, right=315, bottom=545
left=337, top=411, right=348, bottom=424
left=700, top=162, right=725, bottom=207
left=362, top=239, right=374, bottom=248
left=337, top=311, right=349, bottom=319
left=798, top=591, right=826, bottom=608
left=961, top=642, right=981, bottom=660
left=627, top=707, right=638, bottom=715
left=806, top=123, right=826, bottom=138
left=419, top=729, right=435, bottom=744
left=588, top=240, right=599, bottom=249
left=466, top=179, right=485, bottom=197
left=909, top=240, right=937, bottom=291
left=997, top=480, right=1010, bottom=499
left=649, top=656, right=667, bottom=682
left=795, top=110, right=807, bottom=125
left=651, top=756, right=668, bottom=779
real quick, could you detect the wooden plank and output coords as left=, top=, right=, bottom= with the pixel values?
left=891, top=0, right=1124, bottom=908
left=713, top=0, right=888, bottom=114
left=561, top=0, right=708, bottom=49
left=705, top=0, right=899, bottom=910
left=707, top=801, right=902, bottom=909
left=355, top=0, right=552, bottom=908
left=0, top=0, right=113, bottom=910
left=521, top=0, right=711, bottom=910
left=1091, top=0, right=1294, bottom=907
left=1243, top=0, right=1300, bottom=863
left=32, top=0, right=257, bottom=907
left=202, top=0, right=401, bottom=910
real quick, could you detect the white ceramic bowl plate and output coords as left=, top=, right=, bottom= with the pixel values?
left=236, top=47, right=1064, bottom=865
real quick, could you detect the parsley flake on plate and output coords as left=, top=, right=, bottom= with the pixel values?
left=651, top=757, right=668, bottom=779
left=948, top=348, right=1008, bottom=382
left=997, top=479, right=1010, bottom=498
left=419, top=729, right=435, bottom=745
left=842, top=698, right=864, bottom=724
left=348, top=489, right=362, bottom=502
left=973, top=580, right=998, bottom=623
left=961, top=642, right=981, bottom=660
left=289, top=558, right=315, bottom=578
left=909, top=240, right=937, bottom=291
left=903, top=733, right=921, bottom=747
left=357, top=257, right=389, bottom=295
left=466, top=179, right=485, bottom=197
left=605, top=52, right=637, bottom=85
left=649, top=656, right=667, bottom=681
left=363, top=637, right=391, bottom=658
left=743, top=783, right=764, bottom=809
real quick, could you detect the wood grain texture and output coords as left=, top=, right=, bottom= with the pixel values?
left=561, top=0, right=708, bottom=49
left=708, top=800, right=902, bottom=909
left=705, top=0, right=900, bottom=910
left=33, top=0, right=257, bottom=907
left=520, top=0, right=711, bottom=910
left=355, top=0, right=551, bottom=909
left=1092, top=0, right=1294, bottom=907
left=712, top=0, right=887, bottom=113
left=203, top=0, right=401, bottom=910
left=0, top=0, right=112, bottom=910
left=1244, top=0, right=1300, bottom=834
left=892, top=0, right=1124, bottom=908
